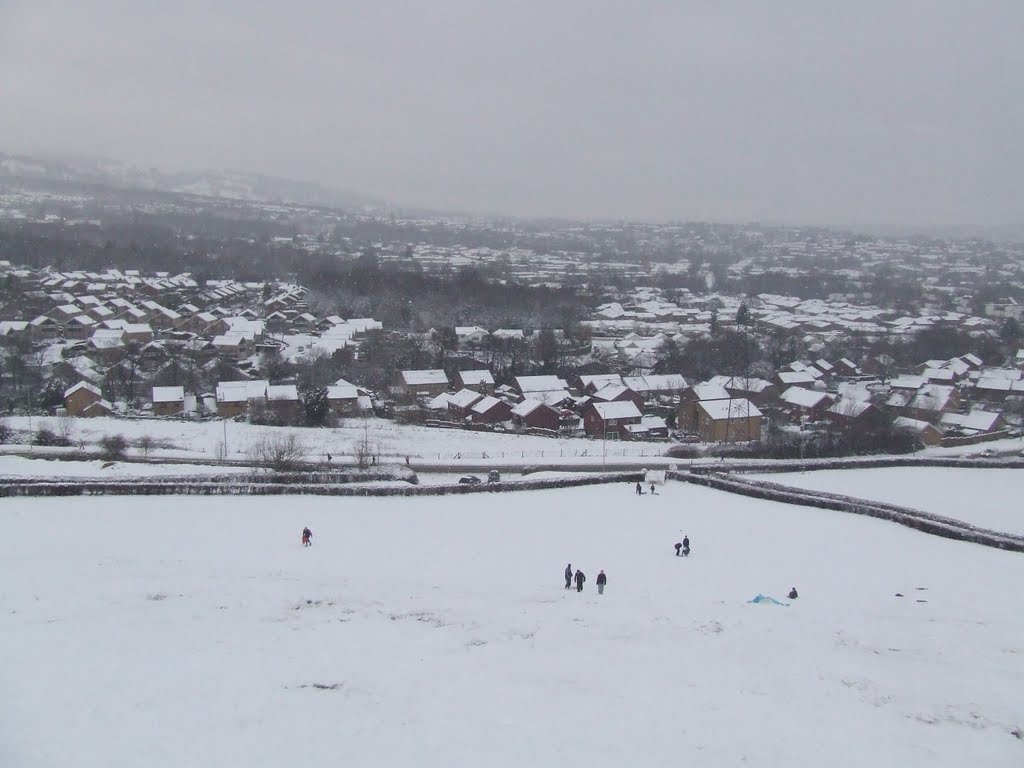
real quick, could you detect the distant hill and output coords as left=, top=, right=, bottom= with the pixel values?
left=0, top=152, right=383, bottom=212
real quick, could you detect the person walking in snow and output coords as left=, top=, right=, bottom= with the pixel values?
left=682, top=535, right=690, bottom=556
left=565, top=563, right=573, bottom=589
left=635, top=481, right=642, bottom=495
left=575, top=569, right=586, bottom=593
left=302, top=527, right=313, bottom=547
left=674, top=542, right=683, bottom=557
left=596, top=570, right=607, bottom=595
left=649, top=483, right=656, bottom=495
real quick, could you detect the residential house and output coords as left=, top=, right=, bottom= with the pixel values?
left=64, top=381, right=103, bottom=416
left=825, top=399, right=887, bottom=435
left=454, top=369, right=496, bottom=395
left=469, top=395, right=513, bottom=424
left=696, top=398, right=763, bottom=443
left=583, top=400, right=643, bottom=439
left=152, top=386, right=186, bottom=417
left=590, top=383, right=645, bottom=412
left=266, top=385, right=301, bottom=422
left=510, top=399, right=561, bottom=432
left=392, top=369, right=450, bottom=401
left=326, top=380, right=365, bottom=415
left=939, top=409, right=1006, bottom=436
left=513, top=375, right=571, bottom=405
left=455, top=326, right=489, bottom=348
left=447, top=388, right=484, bottom=419
left=777, top=387, right=834, bottom=423
left=122, top=323, right=155, bottom=344
left=215, top=379, right=269, bottom=418
left=894, top=416, right=943, bottom=446
left=678, top=382, right=730, bottom=433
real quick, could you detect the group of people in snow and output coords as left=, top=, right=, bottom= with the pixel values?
left=674, top=536, right=691, bottom=557
left=634, top=482, right=658, bottom=495
left=564, top=563, right=607, bottom=594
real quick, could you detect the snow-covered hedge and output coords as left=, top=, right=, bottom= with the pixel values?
left=0, top=472, right=642, bottom=498
left=668, top=470, right=1024, bottom=553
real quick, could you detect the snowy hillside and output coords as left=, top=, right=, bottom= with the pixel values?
left=762, top=467, right=1024, bottom=535
left=3, top=483, right=1022, bottom=766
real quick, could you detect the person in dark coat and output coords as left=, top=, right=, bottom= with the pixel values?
left=674, top=542, right=682, bottom=557
left=574, top=569, right=586, bottom=592
left=635, top=482, right=642, bottom=495
left=302, top=527, right=313, bottom=547
left=788, top=587, right=799, bottom=600
left=596, top=570, right=607, bottom=595
left=565, top=564, right=573, bottom=589
left=682, top=535, right=690, bottom=556
left=649, top=483, right=656, bottom=495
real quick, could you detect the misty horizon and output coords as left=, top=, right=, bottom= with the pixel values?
left=1, top=2, right=1022, bottom=234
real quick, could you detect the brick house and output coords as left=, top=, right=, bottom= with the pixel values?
left=510, top=399, right=561, bottom=431
left=446, top=388, right=484, bottom=420
left=454, top=370, right=495, bottom=396
left=266, top=385, right=301, bottom=422
left=391, top=369, right=449, bottom=401
left=469, top=395, right=513, bottom=424
left=696, top=398, right=763, bottom=443
left=582, top=401, right=643, bottom=439
left=64, top=381, right=103, bottom=416
left=152, top=386, right=185, bottom=417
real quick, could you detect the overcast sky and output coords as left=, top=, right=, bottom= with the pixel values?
left=1, top=1, right=1022, bottom=233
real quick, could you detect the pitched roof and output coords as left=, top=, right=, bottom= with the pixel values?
left=697, top=397, right=762, bottom=420
left=780, top=387, right=832, bottom=409
left=64, top=381, right=102, bottom=399
left=589, top=401, right=642, bottom=420
left=402, top=369, right=449, bottom=386
left=458, top=370, right=495, bottom=386
left=447, top=389, right=483, bottom=409
left=152, top=386, right=185, bottom=404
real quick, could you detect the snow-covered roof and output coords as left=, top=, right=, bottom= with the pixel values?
left=266, top=385, right=299, bottom=401
left=327, top=385, right=359, bottom=400
left=511, top=399, right=548, bottom=418
left=589, top=401, right=642, bottom=420
left=152, top=386, right=185, bottom=404
left=697, top=398, right=762, bottom=420
left=448, top=389, right=483, bottom=409
left=939, top=410, right=1002, bottom=433
left=402, top=369, right=449, bottom=386
left=470, top=395, right=504, bottom=415
left=580, top=374, right=624, bottom=390
left=689, top=383, right=730, bottom=401
left=64, top=381, right=101, bottom=399
left=780, top=387, right=832, bottom=409
left=459, top=370, right=495, bottom=386
left=515, top=375, right=569, bottom=392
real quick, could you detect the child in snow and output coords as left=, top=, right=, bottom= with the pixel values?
left=565, top=563, right=573, bottom=589
left=575, top=569, right=586, bottom=592
left=675, top=542, right=683, bottom=557
left=788, top=587, right=799, bottom=600
left=596, top=570, right=607, bottom=595
left=302, top=527, right=313, bottom=547
left=649, top=483, right=656, bottom=495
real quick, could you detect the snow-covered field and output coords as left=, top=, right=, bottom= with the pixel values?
left=3, top=415, right=669, bottom=464
left=762, top=467, right=1024, bottom=535
left=3, top=484, right=1023, bottom=766
left=0, top=455, right=251, bottom=479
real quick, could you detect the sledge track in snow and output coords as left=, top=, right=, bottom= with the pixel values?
left=670, top=470, right=1024, bottom=553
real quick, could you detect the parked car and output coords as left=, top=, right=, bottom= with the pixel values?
left=458, top=475, right=482, bottom=485
left=979, top=448, right=998, bottom=458
left=487, top=470, right=501, bottom=483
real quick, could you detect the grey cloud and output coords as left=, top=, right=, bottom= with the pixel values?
left=1, top=1, right=1021, bottom=233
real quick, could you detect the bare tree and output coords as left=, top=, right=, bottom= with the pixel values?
left=248, top=433, right=306, bottom=471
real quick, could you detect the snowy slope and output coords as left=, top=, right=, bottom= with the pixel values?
left=2, top=484, right=1023, bottom=767
left=762, top=467, right=1024, bottom=535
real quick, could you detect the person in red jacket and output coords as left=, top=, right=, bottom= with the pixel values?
left=596, top=570, right=607, bottom=595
